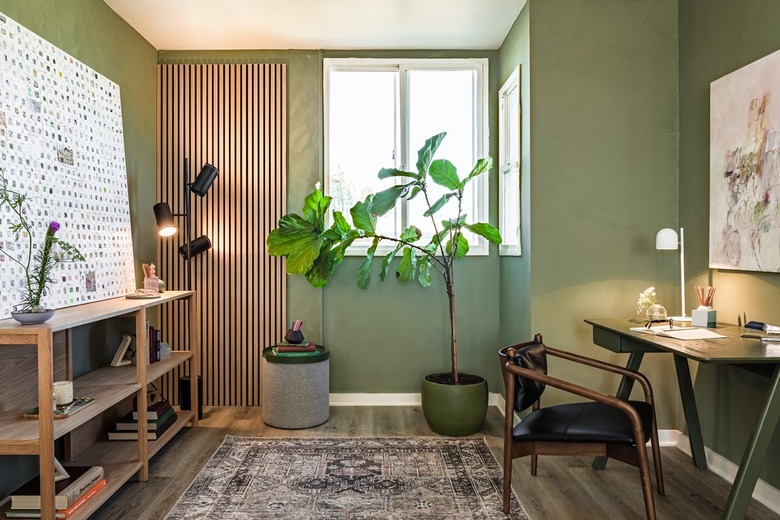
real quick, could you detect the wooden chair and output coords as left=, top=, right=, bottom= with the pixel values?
left=499, top=333, right=664, bottom=520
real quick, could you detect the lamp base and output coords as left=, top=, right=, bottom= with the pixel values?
left=668, top=316, right=692, bottom=327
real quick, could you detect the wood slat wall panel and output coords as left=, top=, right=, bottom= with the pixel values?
left=157, top=63, right=286, bottom=406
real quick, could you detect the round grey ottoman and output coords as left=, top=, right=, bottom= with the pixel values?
left=262, top=346, right=330, bottom=428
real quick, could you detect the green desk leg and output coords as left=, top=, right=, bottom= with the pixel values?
left=722, top=365, right=780, bottom=520
left=673, top=355, right=707, bottom=469
left=593, top=352, right=645, bottom=470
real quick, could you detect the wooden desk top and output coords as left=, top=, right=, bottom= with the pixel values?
left=586, top=318, right=780, bottom=364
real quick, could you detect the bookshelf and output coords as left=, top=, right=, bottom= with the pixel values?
left=0, top=291, right=199, bottom=519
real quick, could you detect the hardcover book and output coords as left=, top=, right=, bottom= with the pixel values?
left=108, top=411, right=176, bottom=440
left=5, top=479, right=107, bottom=518
left=116, top=406, right=175, bottom=431
left=131, top=398, right=173, bottom=420
left=9, top=466, right=104, bottom=510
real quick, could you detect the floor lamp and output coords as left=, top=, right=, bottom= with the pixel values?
left=153, top=158, right=219, bottom=290
left=655, top=227, right=690, bottom=323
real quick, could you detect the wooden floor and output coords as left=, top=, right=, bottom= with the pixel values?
left=93, top=406, right=778, bottom=520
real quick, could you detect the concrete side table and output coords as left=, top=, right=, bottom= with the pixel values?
left=261, top=346, right=330, bottom=428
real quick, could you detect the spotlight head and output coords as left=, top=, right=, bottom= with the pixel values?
left=190, top=163, right=219, bottom=196
left=179, top=235, right=212, bottom=259
left=153, top=202, right=177, bottom=237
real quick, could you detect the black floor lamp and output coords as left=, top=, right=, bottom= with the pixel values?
left=153, top=158, right=219, bottom=290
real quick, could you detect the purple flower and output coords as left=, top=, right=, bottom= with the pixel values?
left=763, top=192, right=770, bottom=205
left=47, top=221, right=60, bottom=235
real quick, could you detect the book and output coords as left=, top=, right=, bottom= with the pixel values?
left=276, top=342, right=316, bottom=353
left=110, top=334, right=133, bottom=367
left=10, top=466, right=104, bottom=510
left=131, top=398, right=173, bottom=420
left=272, top=347, right=321, bottom=357
left=116, top=406, right=176, bottom=431
left=278, top=340, right=311, bottom=348
left=5, top=479, right=107, bottom=518
left=108, top=411, right=176, bottom=440
left=23, top=398, right=95, bottom=419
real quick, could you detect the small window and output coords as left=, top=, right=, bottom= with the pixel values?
left=498, top=67, right=521, bottom=256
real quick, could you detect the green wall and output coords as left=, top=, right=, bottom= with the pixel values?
left=0, top=0, right=157, bottom=499
left=497, top=0, right=681, bottom=426
left=679, top=0, right=780, bottom=489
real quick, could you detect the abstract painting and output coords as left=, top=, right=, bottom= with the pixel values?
left=710, top=49, right=780, bottom=272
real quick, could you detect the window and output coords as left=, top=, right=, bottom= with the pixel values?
left=324, top=58, right=489, bottom=255
left=498, top=66, right=521, bottom=256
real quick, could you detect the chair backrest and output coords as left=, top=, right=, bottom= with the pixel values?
left=499, top=333, right=548, bottom=412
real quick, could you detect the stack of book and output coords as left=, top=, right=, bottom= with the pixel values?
left=273, top=341, right=319, bottom=356
left=107, top=399, right=177, bottom=440
left=5, top=466, right=106, bottom=519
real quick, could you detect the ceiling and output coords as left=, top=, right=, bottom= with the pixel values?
left=103, top=0, right=525, bottom=51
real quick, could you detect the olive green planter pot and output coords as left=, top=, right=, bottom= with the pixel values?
left=421, top=373, right=488, bottom=436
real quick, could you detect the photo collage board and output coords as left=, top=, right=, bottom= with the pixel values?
left=0, top=12, right=136, bottom=318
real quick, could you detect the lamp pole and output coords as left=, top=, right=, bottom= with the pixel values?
left=679, top=227, right=686, bottom=317
left=184, top=158, right=193, bottom=291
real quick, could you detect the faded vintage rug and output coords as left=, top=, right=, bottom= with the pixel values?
left=165, top=436, right=527, bottom=519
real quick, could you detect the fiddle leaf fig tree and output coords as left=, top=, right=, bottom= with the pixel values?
left=267, top=132, right=501, bottom=384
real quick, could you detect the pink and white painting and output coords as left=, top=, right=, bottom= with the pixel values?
left=710, top=49, right=780, bottom=272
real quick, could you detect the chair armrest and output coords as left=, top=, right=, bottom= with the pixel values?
left=503, top=361, right=647, bottom=436
left=545, top=346, right=655, bottom=406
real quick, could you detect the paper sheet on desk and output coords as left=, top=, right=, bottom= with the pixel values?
left=629, top=326, right=727, bottom=340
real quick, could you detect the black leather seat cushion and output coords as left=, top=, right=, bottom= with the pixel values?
left=513, top=401, right=653, bottom=444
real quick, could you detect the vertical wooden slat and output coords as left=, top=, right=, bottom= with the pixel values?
left=157, top=63, right=287, bottom=406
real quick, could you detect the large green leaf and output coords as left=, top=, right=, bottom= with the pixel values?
left=371, top=185, right=407, bottom=217
left=350, top=196, right=377, bottom=235
left=424, top=192, right=455, bottom=217
left=378, top=168, right=421, bottom=181
left=267, top=215, right=316, bottom=255
left=446, top=234, right=470, bottom=259
left=302, top=189, right=331, bottom=228
left=380, top=243, right=404, bottom=281
left=416, top=132, right=446, bottom=175
left=464, top=222, right=502, bottom=245
left=305, top=242, right=339, bottom=287
left=396, top=247, right=417, bottom=283
left=464, top=157, right=493, bottom=184
left=417, top=256, right=432, bottom=287
left=429, top=159, right=460, bottom=190
left=400, top=225, right=422, bottom=243
left=356, top=237, right=380, bottom=289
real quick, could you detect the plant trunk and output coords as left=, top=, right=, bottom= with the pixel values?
left=448, top=274, right=458, bottom=384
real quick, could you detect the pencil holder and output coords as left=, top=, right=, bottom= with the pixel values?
left=284, top=329, right=304, bottom=344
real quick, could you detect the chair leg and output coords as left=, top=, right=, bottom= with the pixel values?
left=634, top=441, right=657, bottom=520
left=650, top=422, right=665, bottom=496
left=531, top=454, right=538, bottom=476
left=502, top=452, right=512, bottom=514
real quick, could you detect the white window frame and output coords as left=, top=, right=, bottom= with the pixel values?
left=498, top=66, right=522, bottom=256
left=324, top=57, right=490, bottom=256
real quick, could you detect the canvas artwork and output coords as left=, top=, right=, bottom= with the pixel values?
left=0, top=12, right=135, bottom=319
left=710, top=49, right=780, bottom=272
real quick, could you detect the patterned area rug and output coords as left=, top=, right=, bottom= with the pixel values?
left=165, top=436, right=527, bottom=519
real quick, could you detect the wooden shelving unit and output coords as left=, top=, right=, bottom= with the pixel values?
left=0, top=291, right=199, bottom=519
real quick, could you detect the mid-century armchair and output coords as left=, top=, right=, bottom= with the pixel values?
left=499, top=333, right=665, bottom=520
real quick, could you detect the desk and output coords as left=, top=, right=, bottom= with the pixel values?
left=586, top=318, right=780, bottom=520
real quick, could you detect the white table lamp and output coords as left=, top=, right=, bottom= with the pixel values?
left=656, top=227, right=690, bottom=322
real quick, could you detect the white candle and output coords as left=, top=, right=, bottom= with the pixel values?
left=53, top=381, right=73, bottom=406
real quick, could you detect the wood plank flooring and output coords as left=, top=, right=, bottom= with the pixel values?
left=93, top=406, right=778, bottom=519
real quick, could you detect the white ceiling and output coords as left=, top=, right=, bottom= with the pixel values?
left=103, top=0, right=525, bottom=51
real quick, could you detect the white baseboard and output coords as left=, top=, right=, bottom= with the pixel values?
left=674, top=431, right=780, bottom=514
left=329, top=392, right=500, bottom=407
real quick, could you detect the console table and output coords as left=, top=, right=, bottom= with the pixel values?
left=586, top=318, right=780, bottom=520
